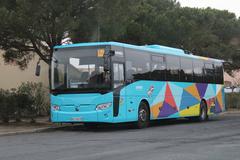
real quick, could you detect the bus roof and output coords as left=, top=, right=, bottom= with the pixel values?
left=54, top=41, right=223, bottom=62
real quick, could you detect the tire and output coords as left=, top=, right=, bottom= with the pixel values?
left=198, top=101, right=208, bottom=121
left=189, top=101, right=208, bottom=122
left=136, top=102, right=150, bottom=129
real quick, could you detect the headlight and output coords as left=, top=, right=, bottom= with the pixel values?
left=52, top=105, right=60, bottom=111
left=96, top=102, right=112, bottom=110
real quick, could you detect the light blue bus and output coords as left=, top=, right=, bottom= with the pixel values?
left=51, top=42, right=224, bottom=128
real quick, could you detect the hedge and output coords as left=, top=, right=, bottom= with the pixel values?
left=0, top=82, right=49, bottom=123
left=225, top=93, right=240, bottom=110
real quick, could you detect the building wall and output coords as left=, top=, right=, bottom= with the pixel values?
left=0, top=54, right=49, bottom=90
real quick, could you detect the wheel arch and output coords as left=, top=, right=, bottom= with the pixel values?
left=201, top=98, right=207, bottom=109
left=200, top=98, right=208, bottom=115
left=139, top=99, right=150, bottom=113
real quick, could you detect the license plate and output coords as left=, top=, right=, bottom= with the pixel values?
left=71, top=117, right=82, bottom=121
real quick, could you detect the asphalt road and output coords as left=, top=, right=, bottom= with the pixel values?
left=0, top=113, right=240, bottom=160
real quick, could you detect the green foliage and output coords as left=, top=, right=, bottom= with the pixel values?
left=18, top=82, right=50, bottom=118
left=0, top=82, right=49, bottom=123
left=225, top=93, right=240, bottom=109
left=0, top=89, right=15, bottom=122
left=0, top=0, right=240, bottom=70
left=0, top=0, right=88, bottom=68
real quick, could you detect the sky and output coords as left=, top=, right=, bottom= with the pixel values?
left=177, top=0, right=240, bottom=17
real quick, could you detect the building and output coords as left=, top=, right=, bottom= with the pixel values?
left=0, top=53, right=49, bottom=90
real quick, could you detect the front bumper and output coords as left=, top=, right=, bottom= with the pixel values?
left=51, top=109, right=113, bottom=123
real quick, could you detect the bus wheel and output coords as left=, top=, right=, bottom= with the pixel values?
left=136, top=102, right=150, bottom=129
left=199, top=101, right=208, bottom=121
left=188, top=101, right=208, bottom=122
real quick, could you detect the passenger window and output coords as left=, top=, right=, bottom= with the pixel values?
left=125, top=49, right=151, bottom=81
left=193, top=60, right=204, bottom=83
left=215, top=62, right=223, bottom=84
left=180, top=58, right=193, bottom=82
left=166, top=56, right=180, bottom=81
left=204, top=63, right=215, bottom=83
left=151, top=55, right=166, bottom=81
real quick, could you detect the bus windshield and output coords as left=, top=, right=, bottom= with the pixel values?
left=51, top=47, right=111, bottom=93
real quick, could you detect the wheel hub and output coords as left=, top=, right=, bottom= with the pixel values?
left=201, top=108, right=206, bottom=120
left=139, top=109, right=146, bottom=122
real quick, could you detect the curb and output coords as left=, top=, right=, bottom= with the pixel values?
left=222, top=111, right=240, bottom=114
left=0, top=125, right=69, bottom=137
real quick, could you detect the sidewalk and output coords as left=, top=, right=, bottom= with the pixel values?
left=0, top=117, right=68, bottom=136
left=224, top=109, right=240, bottom=114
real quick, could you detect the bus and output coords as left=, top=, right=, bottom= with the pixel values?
left=50, top=42, right=225, bottom=128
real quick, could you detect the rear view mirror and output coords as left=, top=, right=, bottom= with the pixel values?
left=35, top=60, right=41, bottom=76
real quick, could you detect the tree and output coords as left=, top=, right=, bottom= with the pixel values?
left=122, top=2, right=240, bottom=69
left=0, top=0, right=96, bottom=69
left=0, top=0, right=240, bottom=70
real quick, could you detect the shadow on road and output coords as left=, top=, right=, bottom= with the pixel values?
left=55, top=117, right=221, bottom=133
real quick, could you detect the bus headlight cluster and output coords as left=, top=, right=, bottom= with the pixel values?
left=96, top=103, right=112, bottom=110
left=52, top=105, right=60, bottom=111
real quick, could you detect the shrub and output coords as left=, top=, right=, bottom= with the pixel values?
left=225, top=93, right=240, bottom=110
left=0, top=82, right=49, bottom=123
left=17, top=82, right=49, bottom=122
left=0, top=89, right=16, bottom=123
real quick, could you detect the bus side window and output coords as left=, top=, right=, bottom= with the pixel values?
left=125, top=49, right=151, bottom=81
left=215, top=62, right=223, bottom=84
left=166, top=55, right=180, bottom=82
left=151, top=55, right=166, bottom=81
left=204, top=63, right=215, bottom=83
left=193, top=60, right=204, bottom=83
left=180, top=58, right=193, bottom=82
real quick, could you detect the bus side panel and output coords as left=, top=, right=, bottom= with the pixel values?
left=222, top=85, right=226, bottom=111
left=213, top=84, right=225, bottom=113
left=176, top=82, right=200, bottom=118
left=204, top=84, right=225, bottom=115
left=124, top=81, right=160, bottom=122
left=120, top=81, right=225, bottom=122
left=124, top=81, right=148, bottom=122
left=149, top=82, right=225, bottom=120
left=150, top=81, right=200, bottom=120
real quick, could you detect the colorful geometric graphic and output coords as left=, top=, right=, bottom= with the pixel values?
left=159, top=102, right=178, bottom=117
left=150, top=82, right=224, bottom=119
left=196, top=83, right=208, bottom=99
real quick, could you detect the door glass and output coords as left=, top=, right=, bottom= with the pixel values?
left=113, top=63, right=124, bottom=88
